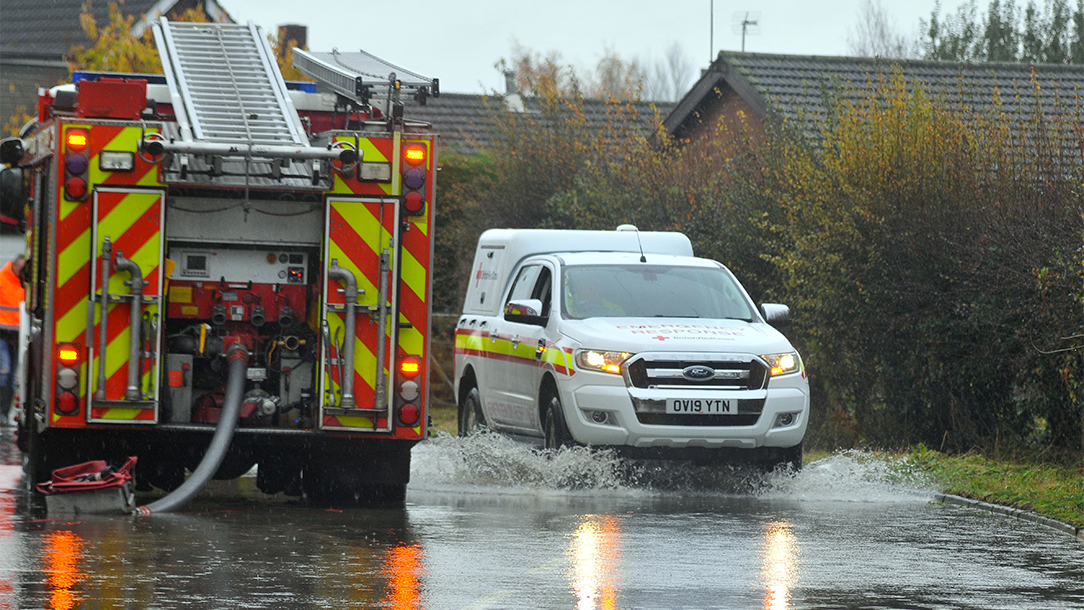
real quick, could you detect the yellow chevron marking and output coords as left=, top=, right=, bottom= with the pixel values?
left=334, top=415, right=375, bottom=428
left=136, top=165, right=161, bottom=187
left=411, top=216, right=428, bottom=237
left=399, top=322, right=422, bottom=355
left=400, top=246, right=425, bottom=302
left=98, top=408, right=142, bottom=420
left=98, top=191, right=156, bottom=240
left=357, top=137, right=389, bottom=163
left=352, top=332, right=379, bottom=392
left=55, top=301, right=88, bottom=344
left=99, top=193, right=159, bottom=295
left=337, top=201, right=386, bottom=254
left=58, top=198, right=83, bottom=223
left=56, top=227, right=91, bottom=288
left=102, top=323, right=131, bottom=381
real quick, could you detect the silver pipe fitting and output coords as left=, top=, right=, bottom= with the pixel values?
left=113, top=251, right=145, bottom=401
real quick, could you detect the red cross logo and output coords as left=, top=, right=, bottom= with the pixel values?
left=652, top=335, right=670, bottom=341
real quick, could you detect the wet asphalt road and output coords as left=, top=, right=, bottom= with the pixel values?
left=1, top=429, right=1083, bottom=609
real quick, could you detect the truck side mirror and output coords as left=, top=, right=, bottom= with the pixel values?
left=0, top=137, right=23, bottom=165
left=0, top=166, right=27, bottom=229
left=760, top=303, right=791, bottom=328
left=504, top=298, right=546, bottom=326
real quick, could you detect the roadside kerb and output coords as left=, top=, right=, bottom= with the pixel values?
left=934, top=492, right=1084, bottom=542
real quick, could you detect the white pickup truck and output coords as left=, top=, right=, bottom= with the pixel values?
left=453, top=226, right=808, bottom=469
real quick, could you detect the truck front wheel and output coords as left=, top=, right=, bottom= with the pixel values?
left=458, top=387, right=485, bottom=436
left=543, top=395, right=572, bottom=450
left=776, top=442, right=803, bottom=473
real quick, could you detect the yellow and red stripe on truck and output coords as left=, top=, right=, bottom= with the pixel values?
left=321, top=136, right=434, bottom=438
left=51, top=123, right=164, bottom=426
left=454, top=329, right=576, bottom=377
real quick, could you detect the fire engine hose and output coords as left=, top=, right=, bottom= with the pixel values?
left=113, top=251, right=145, bottom=401
left=135, top=344, right=249, bottom=516
left=327, top=260, right=357, bottom=408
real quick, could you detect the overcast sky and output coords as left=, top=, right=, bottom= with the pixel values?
left=217, top=0, right=971, bottom=94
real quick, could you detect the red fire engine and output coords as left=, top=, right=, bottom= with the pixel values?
left=0, top=19, right=439, bottom=506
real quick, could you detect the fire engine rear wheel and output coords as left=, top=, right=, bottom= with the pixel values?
left=458, top=387, right=485, bottom=436
left=543, top=395, right=572, bottom=450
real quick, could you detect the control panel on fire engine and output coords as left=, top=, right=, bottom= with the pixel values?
left=170, top=248, right=308, bottom=284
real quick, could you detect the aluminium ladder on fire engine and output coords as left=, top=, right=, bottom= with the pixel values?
left=144, top=18, right=348, bottom=162
left=291, top=49, right=439, bottom=113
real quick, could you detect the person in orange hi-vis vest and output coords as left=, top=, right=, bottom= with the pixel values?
left=0, top=254, right=25, bottom=426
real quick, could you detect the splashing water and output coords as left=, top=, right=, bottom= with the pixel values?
left=411, top=434, right=934, bottom=504
left=410, top=431, right=630, bottom=492
left=759, top=450, right=935, bottom=503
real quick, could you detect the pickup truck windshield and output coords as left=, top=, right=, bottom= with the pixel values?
left=562, top=264, right=754, bottom=321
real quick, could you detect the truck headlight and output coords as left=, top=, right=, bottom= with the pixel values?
left=761, top=352, right=800, bottom=376
left=575, top=350, right=631, bottom=375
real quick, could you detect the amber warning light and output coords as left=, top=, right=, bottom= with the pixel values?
left=404, top=147, right=426, bottom=164
left=400, top=359, right=421, bottom=377
left=66, top=131, right=89, bottom=150
left=58, top=344, right=80, bottom=365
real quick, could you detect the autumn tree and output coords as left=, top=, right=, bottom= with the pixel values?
left=920, top=0, right=1084, bottom=63
left=68, top=1, right=307, bottom=79
left=498, top=41, right=694, bottom=102
left=848, top=0, right=919, bottom=58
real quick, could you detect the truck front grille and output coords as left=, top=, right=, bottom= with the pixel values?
left=626, top=356, right=767, bottom=390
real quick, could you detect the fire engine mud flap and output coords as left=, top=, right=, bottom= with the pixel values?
left=299, top=442, right=413, bottom=505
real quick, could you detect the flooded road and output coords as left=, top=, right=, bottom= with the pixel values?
left=1, top=428, right=1083, bottom=609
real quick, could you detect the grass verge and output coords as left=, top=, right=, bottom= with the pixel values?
left=904, top=445, right=1084, bottom=530
left=429, top=406, right=458, bottom=436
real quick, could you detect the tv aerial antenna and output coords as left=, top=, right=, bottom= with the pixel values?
left=732, top=11, right=761, bottom=53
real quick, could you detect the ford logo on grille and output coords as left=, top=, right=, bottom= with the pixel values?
left=682, top=365, right=715, bottom=381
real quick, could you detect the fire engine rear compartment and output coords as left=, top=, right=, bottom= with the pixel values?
left=15, top=18, right=438, bottom=506
left=33, top=184, right=423, bottom=500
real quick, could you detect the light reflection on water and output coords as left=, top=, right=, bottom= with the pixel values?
left=44, top=529, right=84, bottom=610
left=569, top=516, right=621, bottom=610
left=381, top=543, right=425, bottom=610
left=760, top=521, right=797, bottom=610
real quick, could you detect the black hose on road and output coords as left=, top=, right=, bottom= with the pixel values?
left=135, top=344, right=249, bottom=516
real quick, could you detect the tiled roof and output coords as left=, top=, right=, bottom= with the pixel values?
left=407, top=93, right=676, bottom=155
left=0, top=0, right=160, bottom=58
left=666, top=51, right=1084, bottom=141
left=0, top=0, right=232, bottom=59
